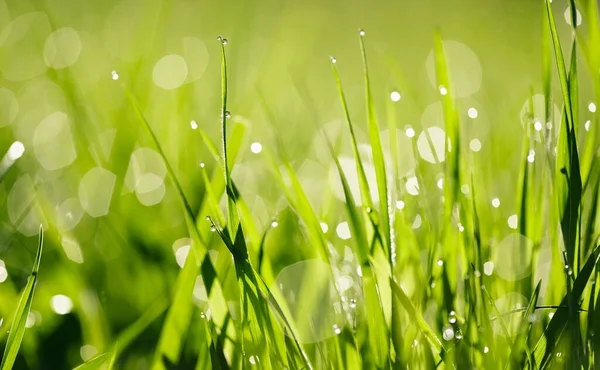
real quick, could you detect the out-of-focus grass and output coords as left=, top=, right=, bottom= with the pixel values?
left=1, top=0, right=600, bottom=368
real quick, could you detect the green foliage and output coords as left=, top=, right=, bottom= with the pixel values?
left=1, top=0, right=600, bottom=369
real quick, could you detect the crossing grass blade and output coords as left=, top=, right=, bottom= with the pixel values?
left=544, top=0, right=582, bottom=273
left=508, top=281, right=541, bottom=368
left=72, top=353, right=111, bottom=370
left=532, top=244, right=600, bottom=368
left=107, top=300, right=168, bottom=369
left=389, top=278, right=447, bottom=365
left=0, top=226, right=43, bottom=370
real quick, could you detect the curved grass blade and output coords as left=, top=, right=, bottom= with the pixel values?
left=508, top=281, right=541, bottom=368
left=72, top=353, right=111, bottom=370
left=107, top=300, right=168, bottom=369
left=389, top=278, right=449, bottom=367
left=218, top=37, right=239, bottom=243
left=545, top=0, right=582, bottom=272
left=330, top=58, right=374, bottom=211
left=0, top=226, right=43, bottom=370
left=532, top=244, right=600, bottom=368
left=358, top=29, right=391, bottom=258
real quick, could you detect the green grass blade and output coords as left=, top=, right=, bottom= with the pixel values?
left=330, top=58, right=374, bottom=210
left=532, top=244, right=600, bottom=368
left=218, top=36, right=239, bottom=243
left=151, top=249, right=200, bottom=370
left=72, top=353, right=111, bottom=370
left=0, top=226, right=43, bottom=370
left=108, top=300, right=168, bottom=369
left=389, top=278, right=447, bottom=364
left=358, top=29, right=391, bottom=258
left=546, top=0, right=582, bottom=273
left=121, top=84, right=205, bottom=259
left=508, top=281, right=541, bottom=368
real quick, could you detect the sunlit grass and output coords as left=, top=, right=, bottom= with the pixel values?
left=1, top=0, right=600, bottom=369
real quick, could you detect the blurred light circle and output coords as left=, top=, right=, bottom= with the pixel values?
left=0, top=88, right=18, bottom=127
left=469, top=138, right=482, bottom=152
left=50, top=294, right=73, bottom=315
left=56, top=197, right=84, bottom=231
left=33, top=112, right=77, bottom=170
left=519, top=94, right=561, bottom=142
left=135, top=173, right=166, bottom=206
left=153, top=54, right=188, bottom=90
left=0, top=12, right=50, bottom=81
left=493, top=292, right=528, bottom=336
left=79, top=167, right=116, bottom=217
left=328, top=156, right=379, bottom=206
left=405, top=176, right=420, bottom=195
left=417, top=126, right=447, bottom=163
left=182, top=37, right=209, bottom=82
left=564, top=7, right=582, bottom=26
left=7, top=174, right=47, bottom=236
left=426, top=40, right=482, bottom=98
left=43, top=27, right=82, bottom=69
left=492, top=233, right=533, bottom=281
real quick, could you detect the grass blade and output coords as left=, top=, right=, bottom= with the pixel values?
left=532, top=244, right=600, bottom=368
left=358, top=29, right=391, bottom=259
left=72, top=353, right=111, bottom=370
left=0, top=226, right=43, bottom=370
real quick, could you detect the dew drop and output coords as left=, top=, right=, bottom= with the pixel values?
left=442, top=325, right=454, bottom=341
left=358, top=29, right=365, bottom=36
left=439, top=86, right=448, bottom=95
left=467, top=107, right=478, bottom=119
left=585, top=120, right=591, bottom=131
left=190, top=120, right=198, bottom=130
left=395, top=200, right=405, bottom=210
left=330, top=56, right=337, bottom=64
left=225, top=110, right=231, bottom=118
left=111, top=70, right=119, bottom=80
left=333, top=324, right=342, bottom=334
left=250, top=142, right=262, bottom=154
left=217, top=35, right=228, bottom=45
left=271, top=220, right=279, bottom=228
left=589, top=102, right=597, bottom=113
left=491, top=198, right=500, bottom=208
left=484, top=346, right=489, bottom=354
left=437, top=259, right=444, bottom=267
left=210, top=225, right=216, bottom=232
left=390, top=91, right=401, bottom=102
left=534, top=121, right=543, bottom=131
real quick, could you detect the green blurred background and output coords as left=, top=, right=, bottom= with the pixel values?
left=0, top=0, right=595, bottom=368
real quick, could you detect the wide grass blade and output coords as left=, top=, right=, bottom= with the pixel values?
left=389, top=278, right=447, bottom=364
left=545, top=0, right=582, bottom=273
left=0, top=226, right=44, bottom=370
left=108, top=300, right=168, bottom=369
left=532, top=244, right=600, bottom=368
